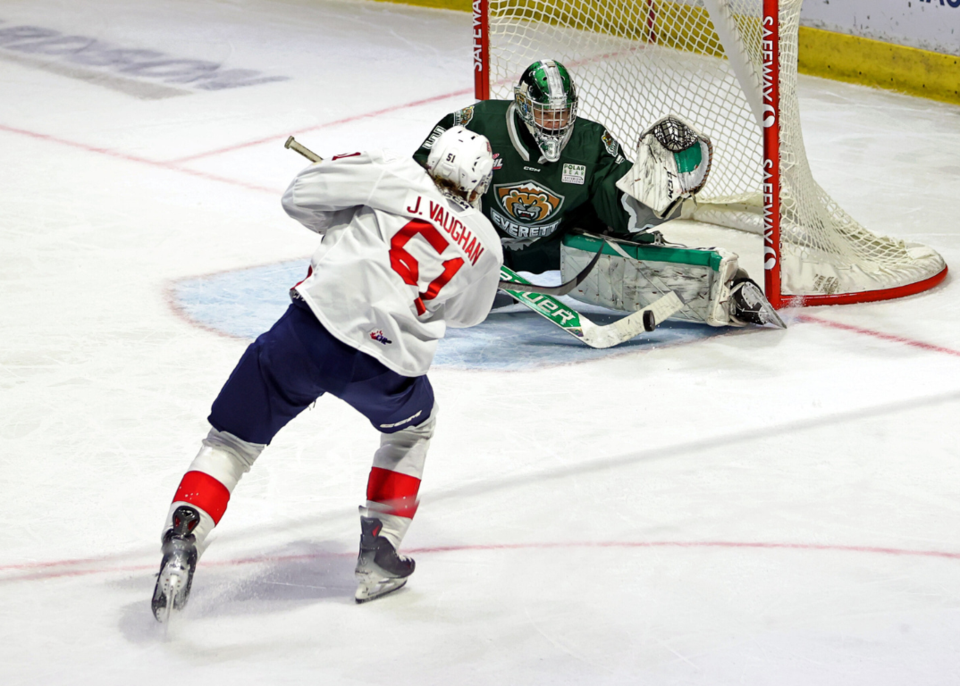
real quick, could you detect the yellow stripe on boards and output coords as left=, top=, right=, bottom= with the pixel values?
left=798, top=26, right=960, bottom=106
left=368, top=0, right=960, bottom=106
left=370, top=0, right=472, bottom=10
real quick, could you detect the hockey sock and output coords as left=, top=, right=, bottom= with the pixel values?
left=363, top=404, right=437, bottom=549
left=163, top=428, right=265, bottom=554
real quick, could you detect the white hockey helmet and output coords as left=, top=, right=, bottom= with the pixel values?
left=425, top=125, right=494, bottom=208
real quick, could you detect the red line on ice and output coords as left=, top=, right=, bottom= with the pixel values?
left=165, top=46, right=645, bottom=164
left=166, top=87, right=475, bottom=164
left=798, top=314, right=960, bottom=358
left=0, top=123, right=278, bottom=195
left=0, top=84, right=474, bottom=190
left=2, top=540, right=958, bottom=583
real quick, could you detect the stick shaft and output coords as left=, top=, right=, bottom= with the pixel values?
left=284, top=136, right=322, bottom=163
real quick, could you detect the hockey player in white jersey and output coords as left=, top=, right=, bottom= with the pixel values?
left=152, top=127, right=501, bottom=620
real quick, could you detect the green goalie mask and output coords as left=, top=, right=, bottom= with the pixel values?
left=514, top=60, right=578, bottom=163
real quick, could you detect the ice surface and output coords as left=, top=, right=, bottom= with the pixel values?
left=1, top=1, right=959, bottom=684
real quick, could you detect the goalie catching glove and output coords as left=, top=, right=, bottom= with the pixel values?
left=616, top=115, right=713, bottom=219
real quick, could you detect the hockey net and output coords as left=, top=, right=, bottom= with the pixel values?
left=475, top=0, right=947, bottom=307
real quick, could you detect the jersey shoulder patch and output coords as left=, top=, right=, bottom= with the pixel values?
left=600, top=129, right=620, bottom=157
left=453, top=105, right=475, bottom=127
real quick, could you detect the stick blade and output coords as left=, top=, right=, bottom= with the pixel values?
left=579, top=292, right=684, bottom=348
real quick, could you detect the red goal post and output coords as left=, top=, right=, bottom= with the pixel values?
left=473, top=0, right=947, bottom=309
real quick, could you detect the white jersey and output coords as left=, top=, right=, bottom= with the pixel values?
left=281, top=150, right=503, bottom=377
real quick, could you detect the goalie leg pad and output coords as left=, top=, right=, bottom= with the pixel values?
left=561, top=232, right=742, bottom=327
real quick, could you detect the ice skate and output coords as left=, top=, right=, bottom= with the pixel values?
left=730, top=276, right=786, bottom=329
left=151, top=506, right=200, bottom=623
left=354, top=515, right=415, bottom=603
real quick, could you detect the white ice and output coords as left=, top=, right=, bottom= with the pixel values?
left=1, top=1, right=960, bottom=683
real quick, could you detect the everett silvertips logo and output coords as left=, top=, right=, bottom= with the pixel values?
left=601, top=130, right=619, bottom=157
left=453, top=105, right=475, bottom=127
left=370, top=329, right=393, bottom=345
left=494, top=180, right=565, bottom=224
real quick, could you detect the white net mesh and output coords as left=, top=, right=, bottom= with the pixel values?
left=486, top=0, right=946, bottom=299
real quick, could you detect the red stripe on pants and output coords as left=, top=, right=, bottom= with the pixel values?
left=366, top=467, right=421, bottom=519
left=173, top=470, right=231, bottom=524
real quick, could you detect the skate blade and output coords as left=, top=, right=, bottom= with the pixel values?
left=739, top=282, right=787, bottom=329
left=757, top=302, right=787, bottom=329
left=355, top=576, right=408, bottom=603
left=160, top=590, right=175, bottom=634
left=154, top=570, right=185, bottom=624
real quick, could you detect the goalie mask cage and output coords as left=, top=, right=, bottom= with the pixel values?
left=473, top=0, right=948, bottom=308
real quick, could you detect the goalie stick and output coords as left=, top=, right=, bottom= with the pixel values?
left=497, top=240, right=606, bottom=296
left=499, top=266, right=684, bottom=349
left=282, top=137, right=685, bottom=347
left=284, top=136, right=599, bottom=297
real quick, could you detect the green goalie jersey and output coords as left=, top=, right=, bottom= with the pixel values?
left=414, top=99, right=660, bottom=273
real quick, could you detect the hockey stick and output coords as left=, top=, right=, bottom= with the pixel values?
left=281, top=137, right=682, bottom=346
left=285, top=136, right=322, bottom=163
left=499, top=266, right=684, bottom=349
left=496, top=241, right=606, bottom=296
left=283, top=136, right=601, bottom=297
left=284, top=135, right=603, bottom=297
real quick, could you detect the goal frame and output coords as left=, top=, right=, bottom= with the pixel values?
left=471, top=0, right=948, bottom=309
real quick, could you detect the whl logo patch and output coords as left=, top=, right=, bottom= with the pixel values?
left=494, top=180, right=565, bottom=224
left=370, top=329, right=393, bottom=345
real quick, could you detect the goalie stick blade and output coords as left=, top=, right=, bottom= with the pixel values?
left=497, top=240, right=606, bottom=296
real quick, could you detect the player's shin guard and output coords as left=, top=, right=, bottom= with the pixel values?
left=355, top=405, right=437, bottom=602
left=153, top=429, right=264, bottom=620
left=162, top=428, right=265, bottom=555
left=363, top=404, right=437, bottom=549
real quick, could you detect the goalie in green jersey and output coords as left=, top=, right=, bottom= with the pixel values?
left=414, top=59, right=784, bottom=328
left=414, top=59, right=653, bottom=273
